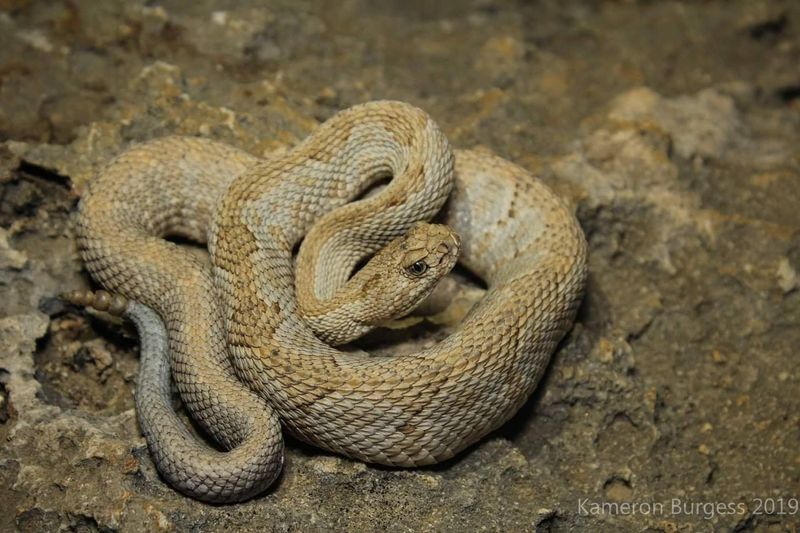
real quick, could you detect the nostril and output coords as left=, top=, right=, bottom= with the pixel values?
left=448, top=235, right=460, bottom=251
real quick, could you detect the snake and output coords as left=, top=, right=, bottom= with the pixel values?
left=70, top=101, right=587, bottom=503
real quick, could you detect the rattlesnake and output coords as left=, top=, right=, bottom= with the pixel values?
left=72, top=101, right=587, bottom=503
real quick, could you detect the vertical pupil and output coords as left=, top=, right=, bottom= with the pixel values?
left=406, top=261, right=427, bottom=275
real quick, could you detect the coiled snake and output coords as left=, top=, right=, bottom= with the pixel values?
left=71, top=101, right=587, bottom=502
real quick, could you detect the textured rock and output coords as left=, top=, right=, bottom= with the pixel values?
left=1, top=1, right=799, bottom=531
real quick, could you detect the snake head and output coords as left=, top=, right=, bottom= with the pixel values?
left=351, top=222, right=461, bottom=324
left=397, top=222, right=461, bottom=281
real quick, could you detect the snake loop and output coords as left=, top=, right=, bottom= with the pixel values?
left=76, top=101, right=587, bottom=502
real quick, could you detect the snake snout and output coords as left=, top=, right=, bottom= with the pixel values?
left=446, top=233, right=461, bottom=257
left=436, top=236, right=458, bottom=259
left=429, top=231, right=460, bottom=270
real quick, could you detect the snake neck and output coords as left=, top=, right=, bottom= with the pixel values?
left=295, top=223, right=460, bottom=346
left=280, top=101, right=455, bottom=342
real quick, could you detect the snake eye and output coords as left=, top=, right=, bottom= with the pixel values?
left=406, top=260, right=428, bottom=276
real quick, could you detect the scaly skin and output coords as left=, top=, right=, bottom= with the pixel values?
left=296, top=221, right=461, bottom=346
left=76, top=101, right=588, bottom=503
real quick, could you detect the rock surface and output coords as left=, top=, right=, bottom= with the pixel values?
left=1, top=1, right=799, bottom=531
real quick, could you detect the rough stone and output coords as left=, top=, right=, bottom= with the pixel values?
left=1, top=1, right=798, bottom=531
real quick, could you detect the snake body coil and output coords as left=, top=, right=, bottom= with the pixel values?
left=76, top=101, right=587, bottom=502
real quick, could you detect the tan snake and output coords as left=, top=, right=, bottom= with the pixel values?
left=71, top=101, right=587, bottom=503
